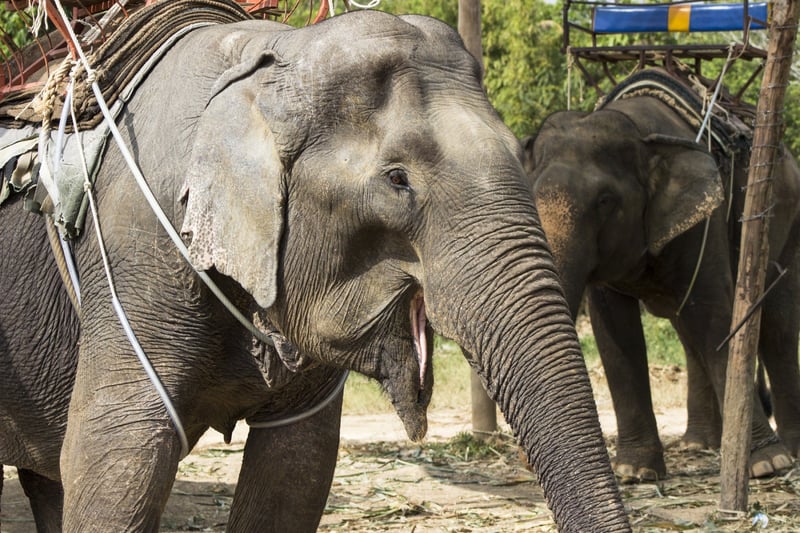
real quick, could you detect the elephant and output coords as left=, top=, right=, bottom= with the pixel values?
left=0, top=4, right=630, bottom=532
left=523, top=81, right=800, bottom=483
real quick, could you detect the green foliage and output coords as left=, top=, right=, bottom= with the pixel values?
left=0, top=4, right=32, bottom=55
left=481, top=0, right=566, bottom=136
left=641, top=313, right=684, bottom=366
left=283, top=1, right=456, bottom=28
left=579, top=332, right=600, bottom=365
left=784, top=83, right=800, bottom=156
left=577, top=312, right=682, bottom=367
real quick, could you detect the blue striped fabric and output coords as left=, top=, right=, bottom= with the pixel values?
left=592, top=2, right=769, bottom=34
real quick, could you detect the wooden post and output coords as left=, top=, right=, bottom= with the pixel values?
left=458, top=0, right=484, bottom=78
left=719, top=0, right=800, bottom=512
left=458, top=0, right=497, bottom=438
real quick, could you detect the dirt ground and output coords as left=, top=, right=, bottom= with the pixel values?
left=2, top=366, right=799, bottom=532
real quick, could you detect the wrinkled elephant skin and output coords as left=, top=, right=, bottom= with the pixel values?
left=0, top=11, right=630, bottom=532
left=525, top=96, right=800, bottom=482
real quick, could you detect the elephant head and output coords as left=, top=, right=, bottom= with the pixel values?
left=524, top=96, right=724, bottom=315
left=175, top=12, right=627, bottom=529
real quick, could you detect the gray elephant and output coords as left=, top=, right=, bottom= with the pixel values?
left=0, top=3, right=630, bottom=532
left=523, top=69, right=800, bottom=483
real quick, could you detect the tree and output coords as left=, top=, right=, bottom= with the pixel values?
left=0, top=4, right=33, bottom=57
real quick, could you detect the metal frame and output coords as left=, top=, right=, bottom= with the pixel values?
left=0, top=0, right=327, bottom=104
left=563, top=0, right=768, bottom=97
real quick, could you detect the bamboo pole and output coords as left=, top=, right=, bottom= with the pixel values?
left=719, top=0, right=800, bottom=512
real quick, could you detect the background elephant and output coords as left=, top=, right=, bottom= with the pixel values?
left=523, top=91, right=800, bottom=483
left=0, top=4, right=630, bottom=532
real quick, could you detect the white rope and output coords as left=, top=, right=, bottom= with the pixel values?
left=247, top=370, right=349, bottom=428
left=566, top=46, right=573, bottom=111
left=347, top=0, right=381, bottom=8
left=66, top=83, right=191, bottom=460
left=47, top=0, right=348, bottom=455
left=52, top=79, right=82, bottom=305
left=47, top=2, right=278, bottom=347
left=51, top=0, right=192, bottom=459
left=694, top=45, right=736, bottom=144
left=29, top=0, right=48, bottom=36
left=677, top=45, right=736, bottom=317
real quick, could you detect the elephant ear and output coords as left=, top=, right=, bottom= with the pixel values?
left=519, top=135, right=537, bottom=175
left=643, top=134, right=724, bottom=255
left=181, top=51, right=285, bottom=309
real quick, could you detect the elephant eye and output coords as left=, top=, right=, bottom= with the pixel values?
left=387, top=168, right=411, bottom=191
left=596, top=191, right=618, bottom=216
left=597, top=193, right=613, bottom=207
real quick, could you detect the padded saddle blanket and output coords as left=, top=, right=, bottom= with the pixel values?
left=599, top=67, right=756, bottom=162
left=0, top=0, right=250, bottom=238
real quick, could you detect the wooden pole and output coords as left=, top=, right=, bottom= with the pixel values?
left=458, top=0, right=484, bottom=79
left=719, top=0, right=800, bottom=512
left=458, top=0, right=496, bottom=438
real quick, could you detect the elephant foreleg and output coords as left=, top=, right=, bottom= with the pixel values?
left=759, top=255, right=800, bottom=458
left=60, top=373, right=183, bottom=533
left=677, top=344, right=722, bottom=449
left=588, top=286, right=665, bottom=482
left=227, top=386, right=343, bottom=533
left=18, top=468, right=63, bottom=533
left=672, top=284, right=792, bottom=478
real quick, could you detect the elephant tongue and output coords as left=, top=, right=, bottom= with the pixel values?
left=411, top=293, right=427, bottom=389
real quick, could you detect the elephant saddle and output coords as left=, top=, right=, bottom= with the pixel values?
left=0, top=0, right=251, bottom=238
left=598, top=66, right=756, bottom=166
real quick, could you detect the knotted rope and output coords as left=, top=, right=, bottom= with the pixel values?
left=2, top=0, right=252, bottom=129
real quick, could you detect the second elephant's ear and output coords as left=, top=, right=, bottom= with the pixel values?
left=181, top=51, right=285, bottom=309
left=643, top=135, right=724, bottom=255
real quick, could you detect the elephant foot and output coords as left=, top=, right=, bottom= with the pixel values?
left=777, top=428, right=800, bottom=458
left=680, top=427, right=721, bottom=451
left=750, top=439, right=794, bottom=478
left=611, top=450, right=666, bottom=484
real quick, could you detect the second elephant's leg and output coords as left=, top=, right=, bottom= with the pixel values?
left=759, top=258, right=800, bottom=458
left=18, top=468, right=63, bottom=533
left=673, top=298, right=791, bottom=478
left=588, top=287, right=665, bottom=482
left=675, top=337, right=721, bottom=449
left=227, top=383, right=343, bottom=533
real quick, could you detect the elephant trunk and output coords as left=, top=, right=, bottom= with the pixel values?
left=533, top=192, right=590, bottom=321
left=426, top=210, right=629, bottom=531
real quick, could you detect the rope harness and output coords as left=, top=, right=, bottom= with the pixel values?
left=2, top=0, right=348, bottom=459
left=1, top=0, right=252, bottom=130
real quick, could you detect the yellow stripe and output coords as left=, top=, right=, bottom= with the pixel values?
left=668, top=5, right=691, bottom=32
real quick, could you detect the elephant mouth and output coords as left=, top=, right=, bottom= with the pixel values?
left=410, top=292, right=428, bottom=390
left=387, top=290, right=431, bottom=442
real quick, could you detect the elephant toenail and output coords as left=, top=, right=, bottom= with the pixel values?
left=638, top=468, right=659, bottom=482
left=750, top=460, right=774, bottom=478
left=773, top=454, right=794, bottom=471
